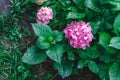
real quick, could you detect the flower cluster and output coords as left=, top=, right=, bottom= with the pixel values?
left=36, top=7, right=53, bottom=24
left=34, top=0, right=46, bottom=5
left=64, top=21, right=93, bottom=49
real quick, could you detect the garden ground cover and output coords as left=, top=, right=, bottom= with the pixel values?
left=1, top=0, right=120, bottom=80
left=0, top=0, right=100, bottom=80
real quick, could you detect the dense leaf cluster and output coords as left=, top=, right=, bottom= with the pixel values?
left=22, top=0, right=120, bottom=79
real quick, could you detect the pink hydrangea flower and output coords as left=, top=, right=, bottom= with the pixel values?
left=64, top=21, right=93, bottom=49
left=35, top=0, right=46, bottom=5
left=36, top=7, right=53, bottom=24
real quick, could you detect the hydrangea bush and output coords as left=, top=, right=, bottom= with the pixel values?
left=22, top=0, right=120, bottom=79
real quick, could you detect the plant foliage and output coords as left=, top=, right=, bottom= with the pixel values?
left=22, top=0, right=120, bottom=79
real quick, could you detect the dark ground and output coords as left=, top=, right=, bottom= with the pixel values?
left=0, top=1, right=100, bottom=80
left=30, top=59, right=100, bottom=80
left=0, top=0, right=10, bottom=15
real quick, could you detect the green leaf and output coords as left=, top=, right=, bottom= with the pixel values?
left=99, top=52, right=112, bottom=63
left=73, top=0, right=82, bottom=5
left=114, top=14, right=120, bottom=36
left=67, top=50, right=75, bottom=61
left=67, top=6, right=78, bottom=12
left=32, top=23, right=52, bottom=37
left=109, top=1, right=120, bottom=11
left=90, top=22, right=100, bottom=35
left=99, top=47, right=117, bottom=63
left=87, top=46, right=100, bottom=59
left=23, top=70, right=30, bottom=78
left=17, top=65, right=25, bottom=72
left=109, top=62, right=120, bottom=80
left=46, top=44, right=65, bottom=63
left=36, top=37, right=50, bottom=49
left=85, top=0, right=101, bottom=12
left=99, top=32, right=116, bottom=54
left=88, top=61, right=99, bottom=74
left=66, top=12, right=86, bottom=19
left=52, top=30, right=63, bottom=42
left=78, top=46, right=100, bottom=59
left=54, top=62, right=72, bottom=78
left=22, top=46, right=47, bottom=64
left=59, top=0, right=71, bottom=7
left=77, top=50, right=88, bottom=59
left=98, top=64, right=110, bottom=80
left=0, top=50, right=3, bottom=57
left=109, top=37, right=120, bottom=49
left=73, top=0, right=86, bottom=6
left=78, top=59, right=89, bottom=69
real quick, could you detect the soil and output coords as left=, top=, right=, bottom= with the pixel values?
left=0, top=0, right=11, bottom=15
